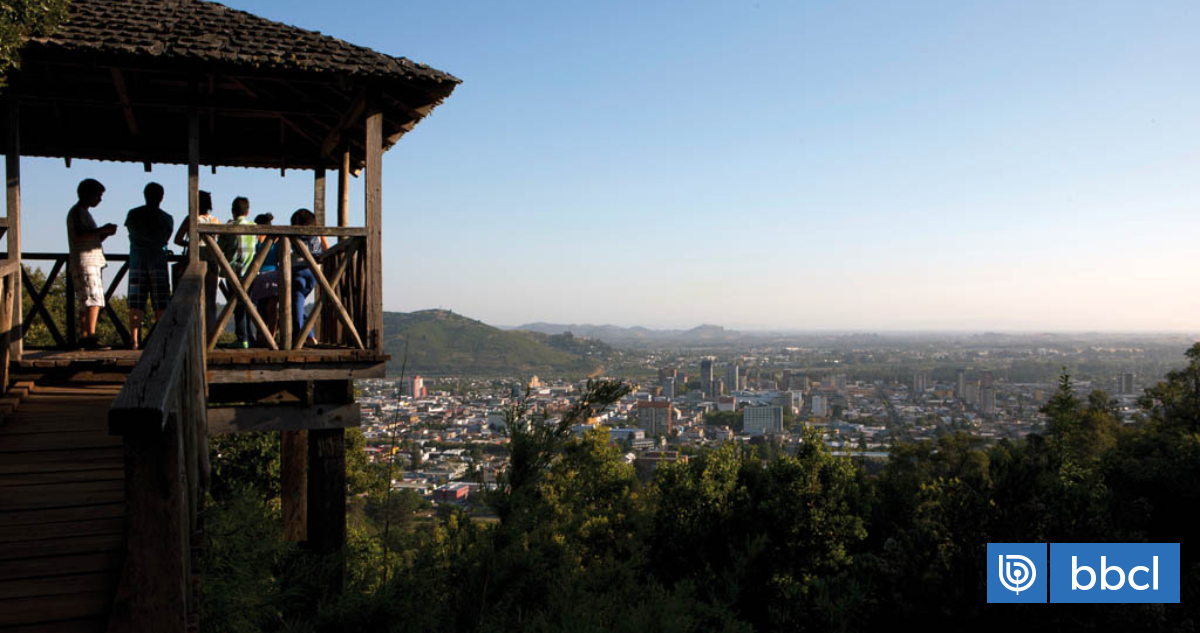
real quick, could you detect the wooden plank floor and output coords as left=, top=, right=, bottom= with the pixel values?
left=0, top=383, right=125, bottom=633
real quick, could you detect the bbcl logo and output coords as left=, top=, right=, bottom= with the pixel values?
left=987, top=543, right=1047, bottom=603
left=1050, top=543, right=1179, bottom=603
left=998, top=554, right=1037, bottom=595
left=988, top=543, right=1180, bottom=604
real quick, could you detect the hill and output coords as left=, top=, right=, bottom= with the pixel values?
left=382, top=310, right=609, bottom=376
left=512, top=321, right=747, bottom=348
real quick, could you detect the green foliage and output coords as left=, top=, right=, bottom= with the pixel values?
left=200, top=350, right=1200, bottom=632
left=22, top=265, right=147, bottom=348
left=704, top=409, right=743, bottom=432
left=0, top=0, right=68, bottom=87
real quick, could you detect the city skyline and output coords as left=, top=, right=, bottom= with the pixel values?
left=14, top=0, right=1200, bottom=331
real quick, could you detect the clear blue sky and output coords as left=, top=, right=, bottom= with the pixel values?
left=18, top=0, right=1200, bottom=331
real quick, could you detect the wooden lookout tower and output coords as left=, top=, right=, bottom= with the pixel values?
left=0, top=0, right=459, bottom=629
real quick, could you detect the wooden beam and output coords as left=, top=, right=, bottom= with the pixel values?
left=208, top=381, right=312, bottom=406
left=364, top=106, right=383, bottom=353
left=314, top=168, right=326, bottom=226
left=122, top=410, right=190, bottom=633
left=307, top=428, right=346, bottom=590
left=280, top=237, right=292, bottom=350
left=205, top=362, right=386, bottom=384
left=109, top=263, right=203, bottom=434
left=187, top=110, right=199, bottom=266
left=281, top=430, right=307, bottom=541
left=6, top=99, right=21, bottom=361
left=196, top=225, right=365, bottom=237
left=319, top=89, right=366, bottom=158
left=338, top=150, right=350, bottom=228
left=205, top=403, right=359, bottom=434
left=110, top=68, right=139, bottom=137
left=200, top=235, right=278, bottom=351
left=292, top=238, right=363, bottom=349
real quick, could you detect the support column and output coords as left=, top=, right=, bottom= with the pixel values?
left=307, top=427, right=346, bottom=590
left=337, top=150, right=350, bottom=229
left=5, top=99, right=21, bottom=363
left=364, top=105, right=383, bottom=353
left=187, top=110, right=200, bottom=266
left=313, top=168, right=326, bottom=226
left=281, top=429, right=307, bottom=541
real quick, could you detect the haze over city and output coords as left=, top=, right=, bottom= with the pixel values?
left=15, top=0, right=1200, bottom=331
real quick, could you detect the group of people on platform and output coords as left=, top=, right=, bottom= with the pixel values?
left=65, top=178, right=327, bottom=351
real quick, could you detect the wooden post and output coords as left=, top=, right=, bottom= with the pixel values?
left=5, top=99, right=21, bottom=362
left=123, top=412, right=191, bottom=633
left=364, top=105, right=383, bottom=353
left=314, top=168, right=326, bottom=227
left=338, top=150, right=350, bottom=229
left=307, top=427, right=346, bottom=589
left=188, top=110, right=200, bottom=266
left=281, top=429, right=307, bottom=541
left=280, top=236, right=292, bottom=350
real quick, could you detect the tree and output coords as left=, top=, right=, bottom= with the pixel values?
left=1, top=0, right=69, bottom=87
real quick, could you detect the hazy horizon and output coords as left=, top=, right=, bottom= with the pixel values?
left=15, top=0, right=1200, bottom=332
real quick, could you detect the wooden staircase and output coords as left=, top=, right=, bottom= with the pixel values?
left=0, top=382, right=126, bottom=632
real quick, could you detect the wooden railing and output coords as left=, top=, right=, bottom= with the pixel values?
left=108, top=262, right=209, bottom=632
left=20, top=251, right=186, bottom=349
left=197, top=224, right=371, bottom=352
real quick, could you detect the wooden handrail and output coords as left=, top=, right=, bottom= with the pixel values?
left=110, top=261, right=205, bottom=433
left=107, top=260, right=209, bottom=632
left=22, top=251, right=187, bottom=262
left=197, top=224, right=366, bottom=237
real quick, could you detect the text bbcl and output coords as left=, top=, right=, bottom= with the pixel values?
left=1072, top=556, right=1158, bottom=591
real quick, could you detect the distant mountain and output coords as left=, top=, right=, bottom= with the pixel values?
left=382, top=310, right=608, bottom=376
left=511, top=322, right=746, bottom=348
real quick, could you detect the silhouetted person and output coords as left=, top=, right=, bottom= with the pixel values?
left=125, top=182, right=174, bottom=350
left=66, top=179, right=117, bottom=350
left=174, top=190, right=219, bottom=333
left=217, top=197, right=256, bottom=348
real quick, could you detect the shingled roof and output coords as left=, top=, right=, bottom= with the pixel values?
left=28, top=0, right=459, bottom=85
left=0, top=0, right=460, bottom=170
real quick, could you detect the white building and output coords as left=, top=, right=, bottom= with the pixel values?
left=744, top=405, right=783, bottom=435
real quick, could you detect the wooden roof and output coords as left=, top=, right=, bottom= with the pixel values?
left=0, top=0, right=460, bottom=170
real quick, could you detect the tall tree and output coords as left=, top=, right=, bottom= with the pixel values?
left=1, top=0, right=69, bottom=86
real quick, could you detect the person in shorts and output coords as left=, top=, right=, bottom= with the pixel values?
left=66, top=179, right=117, bottom=350
left=125, top=182, right=174, bottom=350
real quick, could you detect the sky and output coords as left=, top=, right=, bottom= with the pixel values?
left=17, top=0, right=1200, bottom=331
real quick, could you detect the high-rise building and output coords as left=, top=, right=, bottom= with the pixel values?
left=658, top=367, right=677, bottom=384
left=1118, top=372, right=1135, bottom=395
left=788, top=373, right=810, bottom=392
left=662, top=376, right=676, bottom=400
left=981, top=371, right=994, bottom=389
left=635, top=401, right=674, bottom=437
left=700, top=359, right=714, bottom=398
left=743, top=405, right=783, bottom=435
left=772, top=391, right=796, bottom=415
left=811, top=394, right=828, bottom=417
left=981, top=387, right=996, bottom=414
left=956, top=369, right=966, bottom=401
left=725, top=364, right=740, bottom=394
left=713, top=377, right=725, bottom=397
left=912, top=372, right=927, bottom=398
left=405, top=375, right=426, bottom=398
left=965, top=382, right=980, bottom=406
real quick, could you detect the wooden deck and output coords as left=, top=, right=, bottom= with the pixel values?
left=0, top=382, right=126, bottom=632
